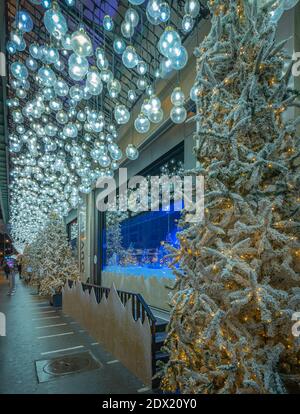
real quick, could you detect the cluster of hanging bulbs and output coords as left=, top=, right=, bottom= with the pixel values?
left=7, top=0, right=200, bottom=249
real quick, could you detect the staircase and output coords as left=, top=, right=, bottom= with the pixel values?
left=152, top=317, right=169, bottom=390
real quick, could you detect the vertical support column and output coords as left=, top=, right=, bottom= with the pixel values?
left=0, top=0, right=9, bottom=224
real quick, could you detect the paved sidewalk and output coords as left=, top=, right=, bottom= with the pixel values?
left=0, top=274, right=148, bottom=394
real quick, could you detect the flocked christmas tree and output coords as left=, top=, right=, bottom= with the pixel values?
left=37, top=213, right=80, bottom=296
left=161, top=0, right=300, bottom=394
left=106, top=211, right=128, bottom=266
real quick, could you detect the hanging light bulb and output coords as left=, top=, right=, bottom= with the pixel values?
left=170, top=106, right=187, bottom=124
left=44, top=46, right=59, bottom=64
left=171, top=87, right=185, bottom=106
left=38, top=66, right=57, bottom=87
left=184, top=0, right=200, bottom=18
left=70, top=26, right=93, bottom=57
left=136, top=61, right=148, bottom=75
left=125, top=8, right=139, bottom=27
left=44, top=2, right=68, bottom=40
left=159, top=58, right=173, bottom=78
left=189, top=83, right=200, bottom=101
left=108, top=79, right=121, bottom=98
left=146, top=85, right=155, bottom=96
left=99, top=154, right=111, bottom=168
left=11, top=62, right=28, bottom=80
left=170, top=45, right=188, bottom=70
left=10, top=30, right=23, bottom=48
left=121, top=21, right=134, bottom=38
left=68, top=53, right=89, bottom=81
left=128, top=89, right=137, bottom=102
left=134, top=114, right=150, bottom=133
left=137, top=77, right=148, bottom=91
left=159, top=2, right=170, bottom=22
left=41, top=0, right=52, bottom=8
left=56, top=110, right=68, bottom=124
left=54, top=59, right=65, bottom=72
left=29, top=43, right=42, bottom=59
left=6, top=41, right=17, bottom=55
left=122, top=46, right=138, bottom=69
left=65, top=0, right=75, bottom=5
left=147, top=0, right=162, bottom=19
left=86, top=67, right=103, bottom=95
left=146, top=9, right=161, bottom=25
left=54, top=78, right=69, bottom=96
left=15, top=10, right=34, bottom=33
left=49, top=98, right=63, bottom=111
left=25, top=57, right=38, bottom=71
left=158, top=26, right=181, bottom=58
left=114, top=104, right=130, bottom=125
left=126, top=144, right=139, bottom=160
left=182, top=14, right=194, bottom=32
left=113, top=38, right=126, bottom=55
left=69, top=85, right=83, bottom=101
left=63, top=123, right=78, bottom=138
left=148, top=108, right=163, bottom=124
left=100, top=69, right=113, bottom=83
left=103, top=15, right=114, bottom=31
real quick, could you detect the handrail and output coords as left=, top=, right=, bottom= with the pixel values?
left=67, top=279, right=157, bottom=325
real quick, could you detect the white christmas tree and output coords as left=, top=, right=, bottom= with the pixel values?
left=36, top=213, right=80, bottom=296
left=106, top=211, right=126, bottom=265
left=161, top=0, right=300, bottom=394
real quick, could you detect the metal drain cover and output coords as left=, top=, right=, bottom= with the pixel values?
left=36, top=351, right=102, bottom=383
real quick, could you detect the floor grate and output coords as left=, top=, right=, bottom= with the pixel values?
left=35, top=351, right=102, bottom=383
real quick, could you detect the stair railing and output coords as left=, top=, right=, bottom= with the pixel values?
left=67, top=279, right=159, bottom=379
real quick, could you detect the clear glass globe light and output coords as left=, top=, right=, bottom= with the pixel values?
left=182, top=14, right=194, bottom=33
left=86, top=67, right=103, bottom=95
left=121, top=21, right=134, bottom=38
left=125, top=8, right=139, bottom=27
left=103, top=15, right=114, bottom=31
left=184, top=0, right=200, bottom=18
left=136, top=61, right=148, bottom=75
left=148, top=108, right=164, bottom=124
left=171, top=87, right=185, bottom=106
left=134, top=114, right=150, bottom=134
left=11, top=62, right=28, bottom=80
left=128, top=89, right=137, bottom=102
left=71, top=27, right=93, bottom=57
left=126, top=144, right=139, bottom=160
left=170, top=106, right=187, bottom=124
left=114, top=104, right=130, bottom=125
left=122, top=46, right=138, bottom=69
left=38, top=66, right=57, bottom=86
left=68, top=53, right=89, bottom=81
left=158, top=26, right=181, bottom=58
left=170, top=45, right=188, bottom=70
left=44, top=5, right=68, bottom=40
left=15, top=10, right=34, bottom=33
left=113, top=38, right=126, bottom=54
left=159, top=2, right=170, bottom=22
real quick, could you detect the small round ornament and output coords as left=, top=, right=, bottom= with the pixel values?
left=70, top=27, right=93, bottom=57
left=122, top=46, right=138, bottom=69
left=134, top=114, right=150, bottom=133
left=103, top=15, right=114, bottom=31
left=126, top=144, right=139, bottom=160
left=170, top=106, right=187, bottom=124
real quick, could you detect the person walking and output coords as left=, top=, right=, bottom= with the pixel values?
left=6, top=264, right=16, bottom=296
left=17, top=262, right=22, bottom=279
left=4, top=263, right=10, bottom=280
